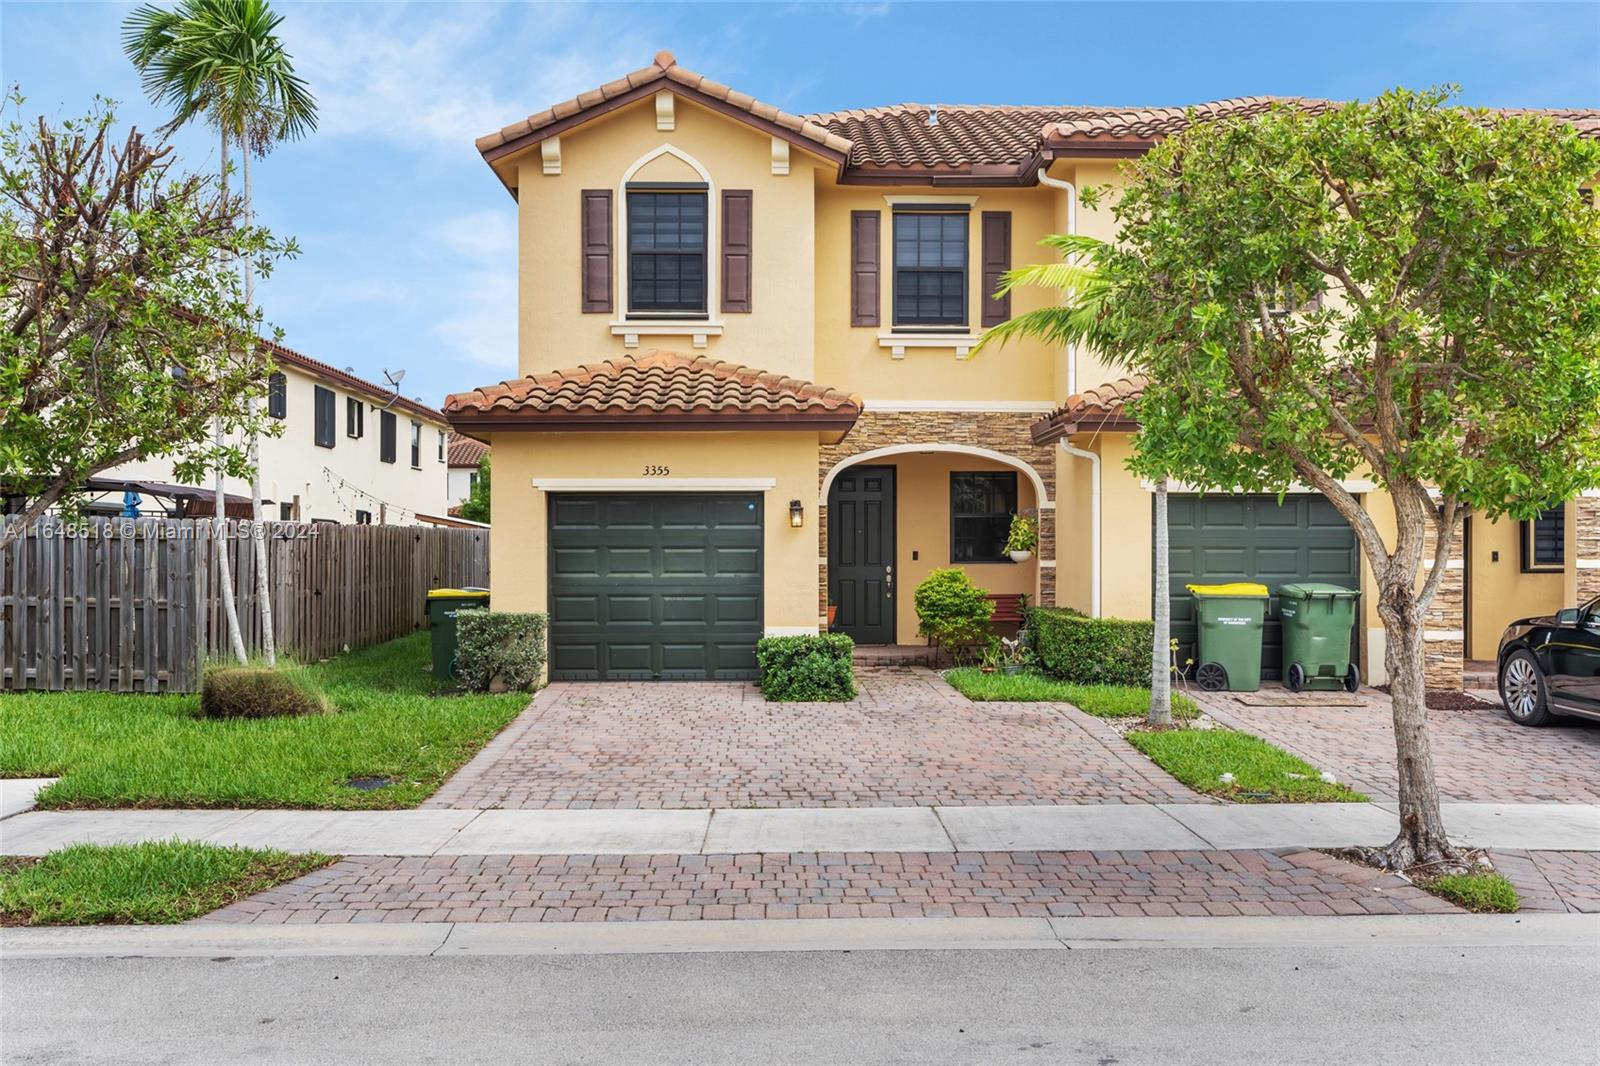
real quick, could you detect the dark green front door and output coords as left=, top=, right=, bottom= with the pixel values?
left=548, top=494, right=762, bottom=680
left=1164, top=495, right=1359, bottom=681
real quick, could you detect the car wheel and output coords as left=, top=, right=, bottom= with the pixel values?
left=1499, top=651, right=1553, bottom=727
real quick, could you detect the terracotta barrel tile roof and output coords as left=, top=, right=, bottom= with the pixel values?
left=1031, top=375, right=1148, bottom=443
left=444, top=350, right=862, bottom=432
left=446, top=432, right=489, bottom=468
left=807, top=104, right=1125, bottom=170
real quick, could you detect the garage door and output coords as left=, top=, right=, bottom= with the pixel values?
left=548, top=494, right=763, bottom=681
left=1164, top=495, right=1359, bottom=681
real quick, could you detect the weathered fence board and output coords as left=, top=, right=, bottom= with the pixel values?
left=0, top=518, right=489, bottom=693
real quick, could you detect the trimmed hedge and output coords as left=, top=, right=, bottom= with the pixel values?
left=914, top=567, right=994, bottom=651
left=1026, top=606, right=1153, bottom=687
left=756, top=634, right=857, bottom=702
left=456, top=610, right=547, bottom=692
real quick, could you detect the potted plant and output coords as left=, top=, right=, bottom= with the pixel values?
left=999, top=636, right=1029, bottom=675
left=826, top=601, right=839, bottom=629
left=1005, top=514, right=1038, bottom=562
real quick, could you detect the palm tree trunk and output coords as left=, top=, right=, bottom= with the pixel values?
left=215, top=130, right=247, bottom=664
left=1149, top=476, right=1173, bottom=726
left=241, top=142, right=275, bottom=667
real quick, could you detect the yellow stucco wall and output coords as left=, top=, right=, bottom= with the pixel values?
left=1466, top=515, right=1565, bottom=658
left=485, top=430, right=823, bottom=634
left=885, top=453, right=1038, bottom=641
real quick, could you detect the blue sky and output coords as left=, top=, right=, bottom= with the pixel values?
left=4, top=1, right=1597, bottom=409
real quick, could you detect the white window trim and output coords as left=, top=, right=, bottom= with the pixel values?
left=876, top=332, right=986, bottom=359
left=616, top=144, right=717, bottom=322
left=530, top=477, right=776, bottom=492
left=609, top=320, right=725, bottom=349
left=882, top=194, right=979, bottom=207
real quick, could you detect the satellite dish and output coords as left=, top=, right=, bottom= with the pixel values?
left=380, top=368, right=406, bottom=409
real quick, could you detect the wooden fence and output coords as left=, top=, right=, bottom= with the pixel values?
left=1, top=518, right=489, bottom=693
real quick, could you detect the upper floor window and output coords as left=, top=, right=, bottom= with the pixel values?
left=950, top=471, right=1017, bottom=563
left=266, top=372, right=287, bottom=419
left=894, top=209, right=968, bottom=328
left=313, top=386, right=336, bottom=449
left=354, top=508, right=372, bottom=525
left=379, top=410, right=397, bottom=464
left=437, top=429, right=446, bottom=463
left=1522, top=503, right=1565, bottom=572
left=627, top=188, right=707, bottom=315
left=347, top=397, right=364, bottom=438
left=409, top=421, right=422, bottom=469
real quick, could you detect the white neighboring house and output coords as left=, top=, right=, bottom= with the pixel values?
left=106, top=340, right=453, bottom=524
left=447, top=433, right=489, bottom=510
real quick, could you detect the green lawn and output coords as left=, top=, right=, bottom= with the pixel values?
left=1423, top=871, right=1520, bottom=913
left=1126, top=727, right=1368, bottom=803
left=0, top=633, right=529, bottom=810
left=0, top=841, right=330, bottom=925
left=944, top=668, right=1199, bottom=719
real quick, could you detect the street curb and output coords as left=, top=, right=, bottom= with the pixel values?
left=4, top=912, right=1594, bottom=960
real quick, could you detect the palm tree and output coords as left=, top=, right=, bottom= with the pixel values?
left=124, top=0, right=316, bottom=666
left=977, top=233, right=1174, bottom=725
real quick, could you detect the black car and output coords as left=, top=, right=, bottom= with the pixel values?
left=1497, top=596, right=1600, bottom=726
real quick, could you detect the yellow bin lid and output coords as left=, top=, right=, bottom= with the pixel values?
left=1186, top=582, right=1269, bottom=597
left=427, top=587, right=489, bottom=599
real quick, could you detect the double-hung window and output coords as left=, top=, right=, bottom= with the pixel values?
left=894, top=208, right=968, bottom=328
left=627, top=188, right=707, bottom=315
left=313, top=386, right=336, bottom=449
left=1522, top=503, right=1565, bottom=572
left=347, top=397, right=364, bottom=438
left=379, top=410, right=397, bottom=464
left=950, top=472, right=1017, bottom=563
left=409, top=422, right=422, bottom=469
left=266, top=372, right=287, bottom=419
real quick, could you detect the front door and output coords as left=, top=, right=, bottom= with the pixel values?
left=829, top=465, right=896, bottom=644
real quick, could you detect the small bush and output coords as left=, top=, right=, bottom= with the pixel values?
left=914, top=568, right=994, bottom=651
left=1425, top=872, right=1520, bottom=913
left=756, top=634, right=856, bottom=701
left=456, top=610, right=547, bottom=692
left=200, top=665, right=329, bottom=719
left=1027, top=607, right=1153, bottom=686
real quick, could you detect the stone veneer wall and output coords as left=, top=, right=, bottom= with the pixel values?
left=1577, top=495, right=1600, bottom=603
left=816, top=411, right=1060, bottom=624
left=1421, top=523, right=1465, bottom=691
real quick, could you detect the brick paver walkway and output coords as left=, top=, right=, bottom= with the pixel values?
left=198, top=847, right=1457, bottom=924
left=1198, top=691, right=1600, bottom=803
left=425, top=669, right=1201, bottom=809
left=1490, top=850, right=1600, bottom=913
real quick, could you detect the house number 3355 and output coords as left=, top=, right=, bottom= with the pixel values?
left=642, top=464, right=671, bottom=476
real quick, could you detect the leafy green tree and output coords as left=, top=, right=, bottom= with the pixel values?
left=124, top=0, right=317, bottom=666
left=985, top=89, right=1600, bottom=869
left=0, top=97, right=284, bottom=535
left=459, top=454, right=491, bottom=524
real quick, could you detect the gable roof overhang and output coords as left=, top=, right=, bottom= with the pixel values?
left=1031, top=376, right=1148, bottom=444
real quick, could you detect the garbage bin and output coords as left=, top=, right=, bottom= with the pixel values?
left=425, top=588, right=489, bottom=681
left=1186, top=583, right=1270, bottom=692
left=1277, top=582, right=1361, bottom=693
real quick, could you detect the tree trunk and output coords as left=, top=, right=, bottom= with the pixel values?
left=1149, top=476, right=1173, bottom=726
left=214, top=130, right=247, bottom=666
left=241, top=142, right=276, bottom=667
left=1378, top=598, right=1456, bottom=868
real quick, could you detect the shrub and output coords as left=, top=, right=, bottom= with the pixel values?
left=1027, top=607, right=1152, bottom=686
left=756, top=634, right=856, bottom=701
left=199, top=664, right=329, bottom=719
left=914, top=568, right=994, bottom=651
left=456, top=610, right=547, bottom=692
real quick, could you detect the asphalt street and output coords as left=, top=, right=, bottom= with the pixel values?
left=4, top=942, right=1597, bottom=1065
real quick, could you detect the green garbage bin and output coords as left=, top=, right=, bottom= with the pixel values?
left=1277, top=582, right=1361, bottom=693
left=1186, top=583, right=1270, bottom=692
left=425, top=588, right=489, bottom=681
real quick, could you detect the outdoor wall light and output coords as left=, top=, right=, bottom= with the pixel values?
left=789, top=499, right=804, bottom=528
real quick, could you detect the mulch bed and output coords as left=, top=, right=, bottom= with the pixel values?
left=1373, top=685, right=1497, bottom=711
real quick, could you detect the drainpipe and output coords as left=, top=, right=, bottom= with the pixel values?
left=1057, top=441, right=1102, bottom=617
left=1035, top=169, right=1078, bottom=397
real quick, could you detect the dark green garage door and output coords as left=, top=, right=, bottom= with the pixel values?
left=548, top=494, right=763, bottom=681
left=1164, top=495, right=1359, bottom=681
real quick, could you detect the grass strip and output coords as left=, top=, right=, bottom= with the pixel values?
left=1125, top=727, right=1369, bottom=803
left=0, top=633, right=528, bottom=810
left=1421, top=871, right=1520, bottom=913
left=944, top=668, right=1198, bottom=719
left=0, top=840, right=330, bottom=925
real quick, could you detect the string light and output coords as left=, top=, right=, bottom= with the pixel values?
left=319, top=467, right=420, bottom=525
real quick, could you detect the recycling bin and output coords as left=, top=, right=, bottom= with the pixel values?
left=425, top=588, right=490, bottom=681
left=1186, top=583, right=1269, bottom=692
left=1277, top=582, right=1361, bottom=692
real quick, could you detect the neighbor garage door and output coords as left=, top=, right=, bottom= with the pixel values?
left=1164, top=495, right=1359, bottom=681
left=548, top=493, right=763, bottom=681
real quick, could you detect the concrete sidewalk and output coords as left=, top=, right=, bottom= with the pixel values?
left=3, top=801, right=1596, bottom=856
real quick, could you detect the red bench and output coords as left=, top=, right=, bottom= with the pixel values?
left=986, top=593, right=1027, bottom=631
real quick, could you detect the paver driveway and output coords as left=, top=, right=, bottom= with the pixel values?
left=1198, top=690, right=1600, bottom=803
left=425, top=668, right=1201, bottom=810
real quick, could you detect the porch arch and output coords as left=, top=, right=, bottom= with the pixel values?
left=818, top=443, right=1051, bottom=508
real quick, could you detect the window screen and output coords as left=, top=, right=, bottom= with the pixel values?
left=1523, top=504, right=1565, bottom=570
left=627, top=190, right=707, bottom=313
left=894, top=211, right=968, bottom=327
left=950, top=472, right=1018, bottom=563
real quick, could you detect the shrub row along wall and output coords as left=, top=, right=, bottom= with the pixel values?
left=1027, top=607, right=1153, bottom=687
left=0, top=518, right=489, bottom=693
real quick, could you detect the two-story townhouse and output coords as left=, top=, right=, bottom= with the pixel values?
left=444, top=51, right=1600, bottom=685
left=111, top=339, right=454, bottom=525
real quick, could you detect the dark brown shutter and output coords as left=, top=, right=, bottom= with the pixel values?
left=580, top=189, right=612, bottom=313
left=721, top=190, right=753, bottom=313
left=981, top=211, right=1012, bottom=328
left=850, top=210, right=880, bottom=327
